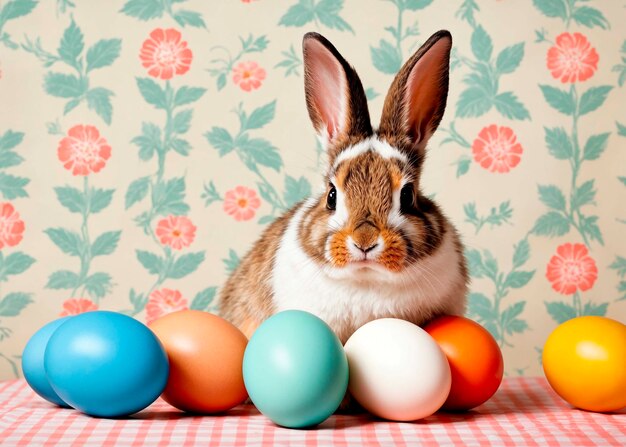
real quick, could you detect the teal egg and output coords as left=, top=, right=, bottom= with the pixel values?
left=242, top=310, right=349, bottom=428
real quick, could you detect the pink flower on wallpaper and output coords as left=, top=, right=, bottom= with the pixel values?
left=472, top=125, right=523, bottom=173
left=0, top=202, right=24, bottom=249
left=146, top=288, right=188, bottom=324
left=58, top=125, right=111, bottom=176
left=60, top=298, right=98, bottom=316
left=140, top=28, right=192, bottom=80
left=155, top=215, right=196, bottom=250
left=547, top=32, right=598, bottom=83
left=223, top=186, right=261, bottom=221
left=546, top=243, right=598, bottom=295
left=232, top=61, right=266, bottom=91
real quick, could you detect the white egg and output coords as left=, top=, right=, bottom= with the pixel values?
left=344, top=318, right=451, bottom=421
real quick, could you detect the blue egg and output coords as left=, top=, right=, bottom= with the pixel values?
left=22, top=317, right=72, bottom=407
left=243, top=310, right=349, bottom=428
left=44, top=311, right=169, bottom=418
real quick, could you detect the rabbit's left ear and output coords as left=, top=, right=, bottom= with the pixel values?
left=378, top=30, right=452, bottom=155
left=303, top=32, right=372, bottom=157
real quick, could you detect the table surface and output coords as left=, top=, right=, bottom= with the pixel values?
left=0, top=377, right=624, bottom=447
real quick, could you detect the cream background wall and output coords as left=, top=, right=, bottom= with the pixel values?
left=0, top=0, right=624, bottom=380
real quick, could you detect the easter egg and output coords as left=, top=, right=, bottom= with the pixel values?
left=22, top=317, right=71, bottom=407
left=44, top=311, right=169, bottom=417
left=344, top=318, right=451, bottom=421
left=242, top=310, right=349, bottom=428
left=424, top=315, right=504, bottom=411
left=149, top=310, right=248, bottom=413
left=542, top=316, right=626, bottom=412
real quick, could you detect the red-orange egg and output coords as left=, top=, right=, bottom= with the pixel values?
left=149, top=310, right=248, bottom=413
left=424, top=315, right=503, bottom=411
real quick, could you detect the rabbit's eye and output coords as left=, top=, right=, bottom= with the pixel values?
left=327, top=185, right=337, bottom=211
left=400, top=184, right=414, bottom=212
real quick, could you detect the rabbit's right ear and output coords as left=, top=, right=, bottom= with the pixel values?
left=303, top=33, right=372, bottom=159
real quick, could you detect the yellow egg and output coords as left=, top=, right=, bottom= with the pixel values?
left=542, top=316, right=626, bottom=412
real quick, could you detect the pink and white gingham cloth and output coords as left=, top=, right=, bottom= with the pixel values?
left=0, top=377, right=624, bottom=446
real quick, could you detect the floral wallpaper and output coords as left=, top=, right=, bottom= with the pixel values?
left=0, top=0, right=624, bottom=380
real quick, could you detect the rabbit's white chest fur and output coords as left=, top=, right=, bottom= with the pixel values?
left=272, top=200, right=466, bottom=339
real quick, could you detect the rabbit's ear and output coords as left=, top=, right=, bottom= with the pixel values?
left=378, top=30, right=452, bottom=156
left=303, top=32, right=372, bottom=155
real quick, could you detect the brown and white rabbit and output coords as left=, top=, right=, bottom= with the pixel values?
left=220, top=30, right=468, bottom=343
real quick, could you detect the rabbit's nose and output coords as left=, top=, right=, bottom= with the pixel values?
left=353, top=242, right=378, bottom=254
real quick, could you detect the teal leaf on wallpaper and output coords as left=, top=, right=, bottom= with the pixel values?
left=205, top=127, right=234, bottom=156
left=279, top=0, right=353, bottom=33
left=539, top=85, right=574, bottom=115
left=153, top=177, right=189, bottom=216
left=494, top=92, right=530, bottom=120
left=583, top=133, right=609, bottom=161
left=91, top=231, right=121, bottom=257
left=125, top=177, right=150, bottom=209
left=201, top=181, right=221, bottom=207
left=284, top=175, right=311, bottom=208
left=512, top=239, right=530, bottom=269
left=471, top=25, right=492, bottom=62
left=504, top=271, right=534, bottom=289
left=571, top=180, right=595, bottom=209
left=456, top=88, right=492, bottom=117
left=0, top=252, right=35, bottom=278
left=463, top=201, right=513, bottom=233
left=532, top=0, right=566, bottom=20
left=86, top=39, right=121, bottom=72
left=545, top=301, right=576, bottom=324
left=538, top=184, right=566, bottom=211
left=136, top=250, right=163, bottom=275
left=173, top=110, right=193, bottom=134
left=174, top=87, right=206, bottom=107
left=501, top=302, right=528, bottom=335
left=120, top=0, right=164, bottom=20
left=84, top=272, right=112, bottom=298
left=133, top=122, right=161, bottom=161
left=44, top=73, right=84, bottom=98
left=578, top=86, right=612, bottom=116
left=482, top=251, right=498, bottom=281
left=170, top=138, right=190, bottom=156
left=238, top=137, right=282, bottom=172
left=612, top=44, right=626, bottom=87
left=544, top=127, right=572, bottom=160
left=465, top=249, right=485, bottom=278
left=0, top=0, right=38, bottom=21
left=0, top=293, right=33, bottom=317
left=456, top=158, right=471, bottom=177
left=190, top=287, right=216, bottom=311
left=58, top=20, right=83, bottom=67
left=89, top=188, right=114, bottom=213
left=64, top=98, right=81, bottom=114
left=129, top=288, right=148, bottom=311
left=275, top=45, right=302, bottom=77
left=46, top=270, right=79, bottom=289
left=572, top=6, right=609, bottom=30
left=582, top=302, right=608, bottom=316
left=495, top=43, right=524, bottom=74
left=0, top=151, right=23, bottom=169
left=0, top=130, right=23, bottom=150
left=619, top=177, right=626, bottom=187
left=533, top=212, right=570, bottom=236
left=245, top=101, right=276, bottom=130
left=403, top=0, right=433, bottom=11
left=86, top=88, right=114, bottom=124
left=173, top=10, right=206, bottom=28
left=136, top=77, right=166, bottom=109
left=0, top=173, right=29, bottom=199
left=580, top=215, right=603, bottom=244
left=169, top=252, right=205, bottom=279
left=365, top=88, right=379, bottom=100
left=44, top=228, right=82, bottom=257
left=467, top=293, right=495, bottom=320
left=371, top=40, right=401, bottom=74
left=223, top=249, right=240, bottom=274
left=616, top=122, right=626, bottom=137
left=54, top=186, right=84, bottom=213
left=610, top=257, right=626, bottom=277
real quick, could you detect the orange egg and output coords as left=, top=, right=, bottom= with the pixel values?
left=424, top=315, right=504, bottom=411
left=149, top=310, right=248, bottom=413
left=542, top=316, right=626, bottom=412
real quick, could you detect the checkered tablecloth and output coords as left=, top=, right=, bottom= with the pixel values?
left=0, top=377, right=624, bottom=446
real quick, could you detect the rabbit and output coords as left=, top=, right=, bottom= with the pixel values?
left=219, top=30, right=468, bottom=344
